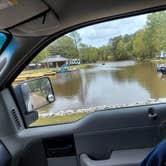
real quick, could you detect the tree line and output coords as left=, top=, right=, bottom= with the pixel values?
left=33, top=11, right=166, bottom=63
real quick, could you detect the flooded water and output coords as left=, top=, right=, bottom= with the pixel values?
left=46, top=61, right=166, bottom=113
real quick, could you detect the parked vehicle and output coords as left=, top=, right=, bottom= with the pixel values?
left=160, top=67, right=166, bottom=74
left=157, top=65, right=166, bottom=74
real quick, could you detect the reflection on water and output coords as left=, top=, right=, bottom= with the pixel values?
left=43, top=61, right=166, bottom=113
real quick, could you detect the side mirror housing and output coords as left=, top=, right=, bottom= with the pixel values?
left=14, top=77, right=55, bottom=126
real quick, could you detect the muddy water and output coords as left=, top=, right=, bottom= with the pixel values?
left=46, top=61, right=166, bottom=113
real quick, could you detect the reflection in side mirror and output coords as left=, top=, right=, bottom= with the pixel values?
left=14, top=77, right=55, bottom=126
left=20, top=77, right=55, bottom=112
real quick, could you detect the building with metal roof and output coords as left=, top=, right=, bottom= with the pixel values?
left=41, top=55, right=68, bottom=68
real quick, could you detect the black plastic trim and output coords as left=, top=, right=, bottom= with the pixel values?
left=0, top=141, right=11, bottom=166
left=43, top=135, right=76, bottom=158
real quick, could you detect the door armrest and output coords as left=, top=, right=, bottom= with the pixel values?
left=80, top=148, right=153, bottom=166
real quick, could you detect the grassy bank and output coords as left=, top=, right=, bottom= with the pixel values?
left=14, top=64, right=91, bottom=85
left=151, top=59, right=166, bottom=63
left=21, top=64, right=90, bottom=75
left=22, top=64, right=90, bottom=75
left=31, top=112, right=89, bottom=126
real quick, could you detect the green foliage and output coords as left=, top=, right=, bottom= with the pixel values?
left=144, top=11, right=166, bottom=55
left=108, top=34, right=134, bottom=61
left=32, top=48, right=49, bottom=63
left=98, top=45, right=113, bottom=61
left=106, top=11, right=166, bottom=61
left=48, top=35, right=78, bottom=58
left=132, top=30, right=147, bottom=60
left=80, top=44, right=98, bottom=63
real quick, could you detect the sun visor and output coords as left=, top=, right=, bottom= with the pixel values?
left=0, top=0, right=49, bottom=29
left=0, top=0, right=17, bottom=10
left=10, top=10, right=60, bottom=37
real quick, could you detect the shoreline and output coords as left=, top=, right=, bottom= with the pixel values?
left=39, top=98, right=166, bottom=118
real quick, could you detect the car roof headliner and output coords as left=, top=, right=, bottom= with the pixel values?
left=1, top=0, right=166, bottom=37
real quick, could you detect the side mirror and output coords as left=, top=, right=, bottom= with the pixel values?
left=21, top=77, right=55, bottom=112
left=14, top=77, right=55, bottom=126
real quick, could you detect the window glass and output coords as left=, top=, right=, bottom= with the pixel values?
left=14, top=10, right=166, bottom=126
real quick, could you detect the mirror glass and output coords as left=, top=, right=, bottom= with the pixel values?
left=0, top=33, right=7, bottom=49
left=21, top=77, right=55, bottom=112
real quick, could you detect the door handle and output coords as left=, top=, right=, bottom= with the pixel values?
left=80, top=153, right=112, bottom=166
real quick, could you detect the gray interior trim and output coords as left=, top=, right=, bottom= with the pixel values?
left=0, top=89, right=166, bottom=166
left=13, top=11, right=60, bottom=36
left=0, top=0, right=48, bottom=29
left=9, top=0, right=166, bottom=36
left=80, top=148, right=153, bottom=166
left=48, top=156, right=77, bottom=166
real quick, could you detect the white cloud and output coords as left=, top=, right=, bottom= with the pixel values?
left=77, top=14, right=147, bottom=47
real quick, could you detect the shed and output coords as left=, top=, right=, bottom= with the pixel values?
left=41, top=55, right=68, bottom=68
left=155, top=51, right=166, bottom=59
left=67, top=58, right=81, bottom=65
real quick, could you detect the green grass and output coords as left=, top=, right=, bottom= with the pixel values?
left=31, top=112, right=89, bottom=126
left=22, top=64, right=91, bottom=75
left=151, top=58, right=166, bottom=63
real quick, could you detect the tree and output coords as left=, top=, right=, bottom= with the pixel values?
left=132, top=30, right=147, bottom=60
left=80, top=44, right=98, bottom=63
left=98, top=46, right=113, bottom=61
left=69, top=31, right=82, bottom=59
left=48, top=35, right=78, bottom=58
left=32, top=48, right=49, bottom=64
left=144, top=11, right=166, bottom=57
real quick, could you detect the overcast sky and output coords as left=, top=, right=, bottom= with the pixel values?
left=77, top=14, right=147, bottom=47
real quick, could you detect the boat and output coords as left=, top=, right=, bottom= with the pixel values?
left=53, top=64, right=77, bottom=73
left=54, top=68, right=77, bottom=73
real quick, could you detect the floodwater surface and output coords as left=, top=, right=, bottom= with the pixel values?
left=46, top=61, right=166, bottom=113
